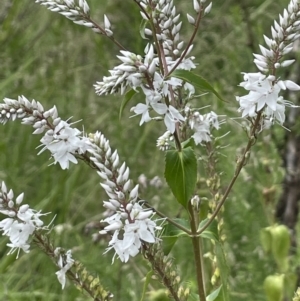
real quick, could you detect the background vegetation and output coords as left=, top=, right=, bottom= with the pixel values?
left=0, top=0, right=297, bottom=300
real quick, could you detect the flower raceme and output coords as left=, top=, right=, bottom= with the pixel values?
left=2, top=0, right=300, bottom=298
left=252, top=0, right=300, bottom=74
left=236, top=73, right=300, bottom=124
left=38, top=120, right=89, bottom=170
left=0, top=182, right=73, bottom=288
left=93, top=0, right=203, bottom=134
left=88, top=132, right=159, bottom=262
left=237, top=0, right=300, bottom=125
left=100, top=203, right=157, bottom=263
left=0, top=181, right=49, bottom=258
left=0, top=96, right=89, bottom=169
left=94, top=45, right=191, bottom=134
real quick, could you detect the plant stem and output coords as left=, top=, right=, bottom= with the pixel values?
left=197, top=112, right=262, bottom=235
left=188, top=202, right=206, bottom=301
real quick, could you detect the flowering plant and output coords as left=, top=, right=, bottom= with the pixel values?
left=1, top=0, right=300, bottom=300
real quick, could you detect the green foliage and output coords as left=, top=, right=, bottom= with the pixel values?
left=139, top=19, right=149, bottom=40
left=206, top=285, right=222, bottom=301
left=119, top=88, right=138, bottom=120
left=198, top=219, right=219, bottom=241
left=162, top=218, right=190, bottom=254
left=215, top=244, right=229, bottom=301
left=164, top=147, right=197, bottom=208
left=171, top=70, right=226, bottom=102
left=140, top=270, right=153, bottom=301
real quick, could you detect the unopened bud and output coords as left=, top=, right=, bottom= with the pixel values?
left=204, top=2, right=212, bottom=15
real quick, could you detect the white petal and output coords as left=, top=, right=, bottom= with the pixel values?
left=284, top=80, right=300, bottom=91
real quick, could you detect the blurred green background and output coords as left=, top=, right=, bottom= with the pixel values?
left=0, top=0, right=296, bottom=300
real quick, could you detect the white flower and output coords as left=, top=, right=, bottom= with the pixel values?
left=189, top=111, right=220, bottom=145
left=164, top=105, right=185, bottom=133
left=152, top=73, right=182, bottom=97
left=105, top=218, right=156, bottom=263
left=170, top=56, right=196, bottom=70
left=151, top=103, right=185, bottom=133
left=131, top=102, right=152, bottom=125
left=237, top=73, right=280, bottom=112
left=0, top=183, right=49, bottom=258
left=38, top=120, right=89, bottom=169
left=236, top=72, right=299, bottom=124
left=105, top=230, right=140, bottom=263
left=6, top=220, right=33, bottom=256
left=55, top=249, right=74, bottom=289
left=156, top=131, right=172, bottom=151
left=101, top=203, right=158, bottom=263
left=264, top=96, right=297, bottom=125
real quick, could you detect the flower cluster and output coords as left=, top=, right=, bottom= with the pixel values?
left=188, top=110, right=220, bottom=144
left=237, top=73, right=299, bottom=124
left=88, top=132, right=158, bottom=262
left=38, top=119, right=89, bottom=169
left=253, top=0, right=300, bottom=73
left=94, top=0, right=209, bottom=134
left=36, top=0, right=117, bottom=39
left=236, top=0, right=300, bottom=125
left=35, top=0, right=92, bottom=26
left=0, top=96, right=89, bottom=169
left=140, top=0, right=197, bottom=70
left=156, top=130, right=173, bottom=151
left=0, top=181, right=48, bottom=258
left=55, top=248, right=74, bottom=289
left=94, top=46, right=156, bottom=96
left=155, top=107, right=222, bottom=148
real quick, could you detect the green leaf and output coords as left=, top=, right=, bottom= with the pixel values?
left=165, top=147, right=197, bottom=208
left=170, top=70, right=226, bottom=102
left=162, top=218, right=189, bottom=255
left=215, top=243, right=229, bottom=301
left=206, top=285, right=222, bottom=301
left=181, top=138, right=195, bottom=149
left=119, top=89, right=137, bottom=120
left=198, top=219, right=219, bottom=241
left=140, top=270, right=153, bottom=301
left=162, top=237, right=178, bottom=255
left=163, top=219, right=190, bottom=237
left=162, top=219, right=189, bottom=254
left=139, top=19, right=149, bottom=40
